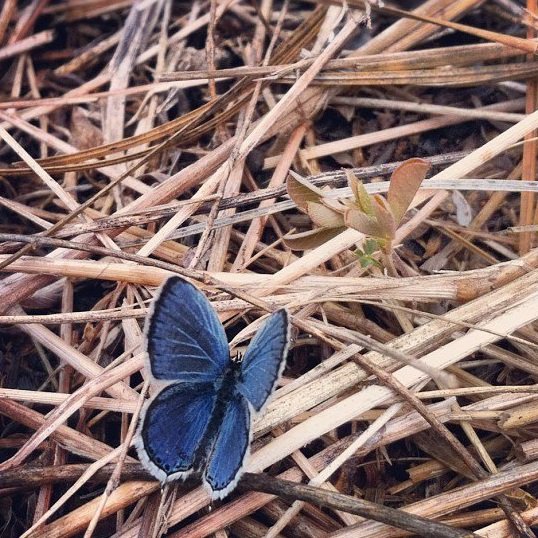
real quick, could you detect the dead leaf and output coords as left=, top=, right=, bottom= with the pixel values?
left=69, top=107, right=103, bottom=150
left=451, top=191, right=473, bottom=226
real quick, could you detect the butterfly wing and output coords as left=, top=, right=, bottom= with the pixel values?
left=146, top=276, right=229, bottom=383
left=135, top=381, right=217, bottom=482
left=236, top=309, right=290, bottom=412
left=203, top=390, right=251, bottom=499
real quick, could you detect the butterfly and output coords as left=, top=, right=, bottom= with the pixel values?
left=135, top=276, right=290, bottom=499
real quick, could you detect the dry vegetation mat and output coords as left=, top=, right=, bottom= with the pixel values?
left=1, top=0, right=538, bottom=537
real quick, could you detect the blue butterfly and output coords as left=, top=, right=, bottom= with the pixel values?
left=135, top=276, right=290, bottom=499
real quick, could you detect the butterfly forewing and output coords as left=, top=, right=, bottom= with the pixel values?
left=146, top=277, right=229, bottom=383
left=237, top=309, right=290, bottom=412
left=136, top=381, right=217, bottom=481
left=203, top=390, right=251, bottom=499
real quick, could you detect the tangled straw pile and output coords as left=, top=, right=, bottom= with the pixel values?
left=1, top=1, right=538, bottom=536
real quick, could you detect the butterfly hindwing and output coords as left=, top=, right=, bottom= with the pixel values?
left=237, top=309, right=290, bottom=412
left=136, top=381, right=216, bottom=482
left=146, top=276, right=229, bottom=383
left=203, top=389, right=251, bottom=499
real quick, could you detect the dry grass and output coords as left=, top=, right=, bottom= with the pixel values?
left=1, top=0, right=538, bottom=537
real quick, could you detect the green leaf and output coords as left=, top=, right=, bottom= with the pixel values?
left=363, top=238, right=380, bottom=255
left=283, top=227, right=345, bottom=250
left=355, top=248, right=382, bottom=268
left=287, top=172, right=324, bottom=212
left=387, top=158, right=430, bottom=224
left=346, top=169, right=361, bottom=201
left=346, top=169, right=374, bottom=216
left=360, top=256, right=380, bottom=268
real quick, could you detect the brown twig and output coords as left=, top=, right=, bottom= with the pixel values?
left=239, top=473, right=478, bottom=538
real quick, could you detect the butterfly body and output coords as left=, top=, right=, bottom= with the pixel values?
left=135, top=276, right=290, bottom=499
left=192, top=361, right=246, bottom=471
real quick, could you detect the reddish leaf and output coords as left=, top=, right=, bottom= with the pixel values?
left=321, top=196, right=347, bottom=215
left=287, top=172, right=324, bottom=212
left=372, top=195, right=397, bottom=239
left=387, top=158, right=430, bottom=224
left=344, top=208, right=384, bottom=238
left=283, top=227, right=345, bottom=250
left=306, top=202, right=345, bottom=228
